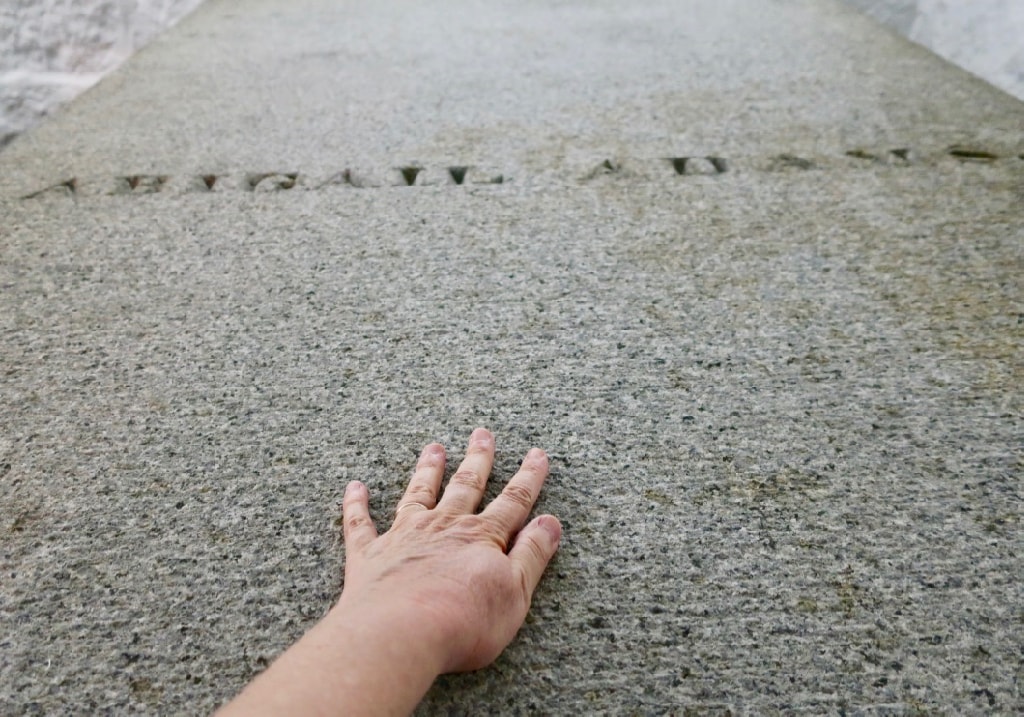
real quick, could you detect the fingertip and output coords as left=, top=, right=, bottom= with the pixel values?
left=526, top=447, right=548, bottom=467
left=470, top=427, right=493, bottom=446
left=536, top=514, right=562, bottom=548
left=419, top=442, right=446, bottom=465
left=344, top=480, right=367, bottom=498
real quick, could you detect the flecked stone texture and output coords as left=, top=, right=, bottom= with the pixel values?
left=1, top=0, right=1021, bottom=714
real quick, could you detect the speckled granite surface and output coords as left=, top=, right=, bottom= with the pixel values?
left=1, top=0, right=1021, bottom=713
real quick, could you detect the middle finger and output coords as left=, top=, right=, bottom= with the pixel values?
left=436, top=427, right=495, bottom=514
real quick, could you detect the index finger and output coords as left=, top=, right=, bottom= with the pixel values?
left=480, top=447, right=549, bottom=537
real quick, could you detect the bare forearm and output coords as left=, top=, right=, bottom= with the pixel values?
left=217, top=600, right=445, bottom=717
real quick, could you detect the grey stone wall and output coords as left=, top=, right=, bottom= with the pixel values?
left=0, top=0, right=204, bottom=145
left=844, top=0, right=1024, bottom=99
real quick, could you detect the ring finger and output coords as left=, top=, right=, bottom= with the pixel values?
left=396, top=442, right=446, bottom=515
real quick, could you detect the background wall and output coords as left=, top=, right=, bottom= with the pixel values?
left=846, top=0, right=1024, bottom=102
left=0, top=0, right=204, bottom=147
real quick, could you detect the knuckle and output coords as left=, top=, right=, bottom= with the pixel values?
left=439, top=523, right=474, bottom=547
left=501, top=483, right=536, bottom=510
left=344, top=513, right=372, bottom=532
left=404, top=483, right=435, bottom=502
left=456, top=514, right=487, bottom=535
left=416, top=452, right=443, bottom=469
left=432, top=511, right=460, bottom=532
left=450, top=468, right=485, bottom=491
left=464, top=517, right=508, bottom=551
left=465, top=441, right=492, bottom=458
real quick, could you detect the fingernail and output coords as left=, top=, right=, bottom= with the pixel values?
left=345, top=481, right=365, bottom=496
left=471, top=427, right=492, bottom=445
left=538, top=515, right=562, bottom=547
left=528, top=447, right=546, bottom=461
left=418, top=445, right=443, bottom=467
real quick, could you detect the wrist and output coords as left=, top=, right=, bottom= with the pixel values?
left=325, top=595, right=447, bottom=705
left=328, top=591, right=450, bottom=677
left=219, top=593, right=446, bottom=717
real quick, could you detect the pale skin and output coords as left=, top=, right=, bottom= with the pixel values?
left=217, top=428, right=562, bottom=716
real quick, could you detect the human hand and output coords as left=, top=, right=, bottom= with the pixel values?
left=217, top=428, right=561, bottom=717
left=336, top=427, right=562, bottom=674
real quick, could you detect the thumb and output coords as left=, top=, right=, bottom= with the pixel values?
left=508, top=515, right=561, bottom=603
